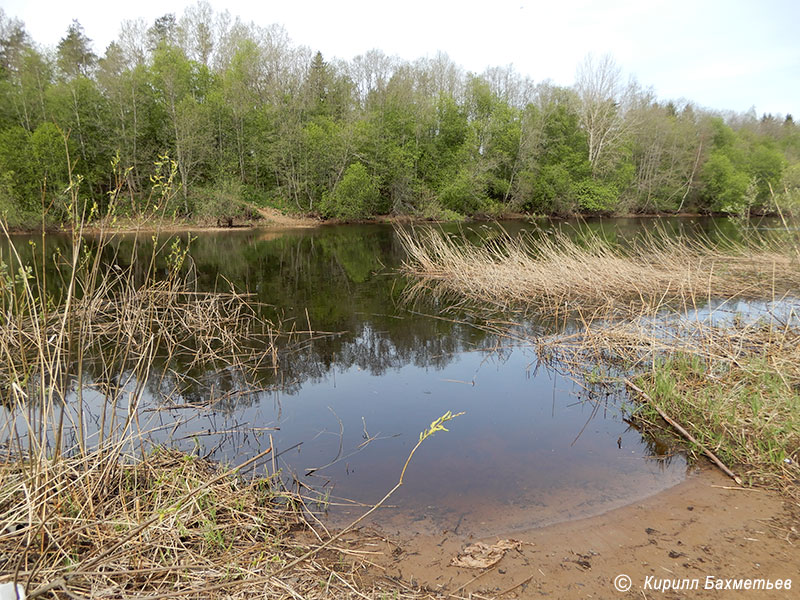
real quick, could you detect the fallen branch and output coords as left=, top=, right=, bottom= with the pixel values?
left=624, top=378, right=743, bottom=486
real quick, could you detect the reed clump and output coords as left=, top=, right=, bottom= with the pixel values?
left=1, top=155, right=439, bottom=598
left=398, top=226, right=800, bottom=315
left=399, top=224, right=800, bottom=499
left=0, top=261, right=274, bottom=405
left=0, top=155, right=279, bottom=455
left=1, top=445, right=432, bottom=599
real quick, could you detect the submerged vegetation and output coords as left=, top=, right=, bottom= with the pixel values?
left=400, top=226, right=800, bottom=500
left=0, top=5, right=799, bottom=228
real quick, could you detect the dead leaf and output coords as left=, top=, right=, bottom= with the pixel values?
left=450, top=539, right=521, bottom=569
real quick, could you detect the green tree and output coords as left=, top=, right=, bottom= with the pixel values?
left=701, top=150, right=750, bottom=213
left=521, top=96, right=592, bottom=214
left=220, top=39, right=264, bottom=184
left=304, top=51, right=351, bottom=120
left=699, top=118, right=786, bottom=214
left=51, top=20, right=108, bottom=187
left=319, top=162, right=379, bottom=219
left=31, top=122, right=77, bottom=219
left=0, top=125, right=36, bottom=217
left=0, top=20, right=50, bottom=131
left=148, top=14, right=178, bottom=53
left=97, top=42, right=159, bottom=197
left=749, top=143, right=786, bottom=204
left=56, top=20, right=96, bottom=79
left=151, top=43, right=214, bottom=211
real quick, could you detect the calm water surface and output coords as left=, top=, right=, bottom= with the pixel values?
left=9, top=217, right=788, bottom=536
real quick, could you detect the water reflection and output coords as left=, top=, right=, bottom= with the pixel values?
left=6, top=217, right=789, bottom=535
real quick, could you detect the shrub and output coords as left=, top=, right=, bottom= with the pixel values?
left=192, top=180, right=255, bottom=226
left=319, top=162, right=380, bottom=220
left=574, top=178, right=619, bottom=213
left=438, top=168, right=489, bottom=215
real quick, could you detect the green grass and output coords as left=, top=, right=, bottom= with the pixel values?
left=636, top=349, right=800, bottom=496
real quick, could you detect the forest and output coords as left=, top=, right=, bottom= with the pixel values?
left=0, top=2, right=798, bottom=227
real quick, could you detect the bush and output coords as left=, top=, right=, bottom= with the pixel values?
left=413, top=190, right=465, bottom=222
left=701, top=151, right=751, bottom=213
left=525, top=164, right=575, bottom=214
left=191, top=180, right=255, bottom=226
left=574, top=178, right=619, bottom=213
left=319, top=162, right=380, bottom=220
left=438, top=168, right=489, bottom=215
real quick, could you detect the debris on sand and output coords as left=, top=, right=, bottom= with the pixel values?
left=450, top=539, right=522, bottom=569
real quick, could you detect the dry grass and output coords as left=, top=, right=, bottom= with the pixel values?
left=0, top=225, right=282, bottom=463
left=536, top=306, right=798, bottom=374
left=399, top=226, right=800, bottom=315
left=0, top=445, right=439, bottom=599
left=399, top=224, right=800, bottom=500
left=0, top=157, right=444, bottom=599
left=0, top=272, right=275, bottom=394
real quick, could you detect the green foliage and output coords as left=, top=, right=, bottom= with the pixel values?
left=439, top=168, right=489, bottom=215
left=30, top=123, right=76, bottom=221
left=574, top=178, right=619, bottom=213
left=749, top=144, right=786, bottom=202
left=776, top=162, right=800, bottom=213
left=525, top=164, right=573, bottom=213
left=417, top=94, right=468, bottom=194
left=56, top=20, right=97, bottom=79
left=0, top=126, right=37, bottom=217
left=0, top=5, right=797, bottom=225
left=319, top=162, right=380, bottom=219
left=700, top=119, right=787, bottom=214
left=302, top=115, right=348, bottom=209
left=702, top=150, right=751, bottom=213
left=191, top=180, right=254, bottom=226
left=520, top=100, right=594, bottom=214
left=410, top=190, right=465, bottom=222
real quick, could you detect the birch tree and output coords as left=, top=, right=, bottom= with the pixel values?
left=575, top=53, right=642, bottom=176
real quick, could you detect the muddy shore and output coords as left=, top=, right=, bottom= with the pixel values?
left=334, top=465, right=798, bottom=598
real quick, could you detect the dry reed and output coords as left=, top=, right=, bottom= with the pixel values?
left=0, top=445, right=439, bottom=599
left=398, top=226, right=800, bottom=315
left=399, top=224, right=800, bottom=500
left=0, top=156, right=446, bottom=599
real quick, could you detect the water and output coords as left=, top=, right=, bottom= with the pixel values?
left=5, top=216, right=792, bottom=537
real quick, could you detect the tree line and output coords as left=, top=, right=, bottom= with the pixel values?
left=1, top=2, right=798, bottom=226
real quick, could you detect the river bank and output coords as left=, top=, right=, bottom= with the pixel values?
left=5, top=208, right=737, bottom=237
left=368, top=465, right=797, bottom=599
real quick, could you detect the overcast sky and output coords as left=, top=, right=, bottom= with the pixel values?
left=2, top=0, right=798, bottom=116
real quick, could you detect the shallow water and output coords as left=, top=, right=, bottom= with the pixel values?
left=5, top=216, right=793, bottom=536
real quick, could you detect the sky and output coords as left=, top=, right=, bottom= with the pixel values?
left=2, top=0, right=798, bottom=116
